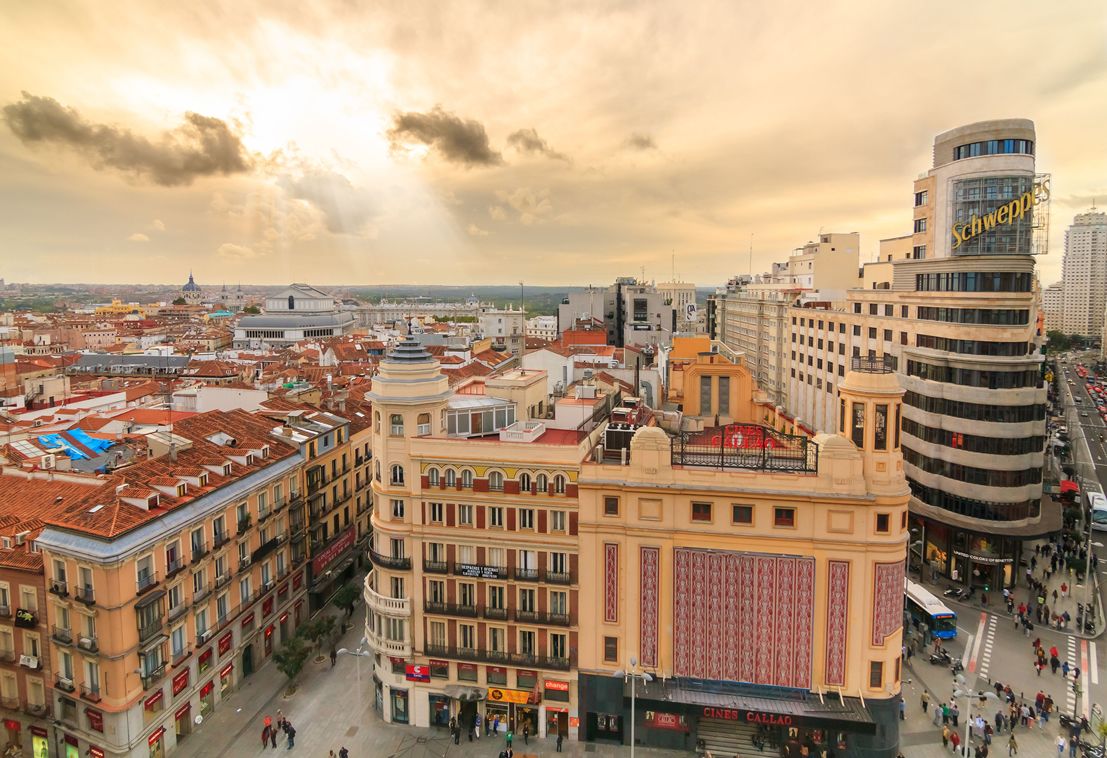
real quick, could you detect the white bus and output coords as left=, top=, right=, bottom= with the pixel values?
left=904, top=578, right=957, bottom=639
left=1090, top=491, right=1107, bottom=532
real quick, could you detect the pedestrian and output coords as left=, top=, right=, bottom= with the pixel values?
left=339, top=748, right=349, bottom=758
left=951, top=730, right=961, bottom=755
left=467, top=714, right=474, bottom=742
left=494, top=715, right=501, bottom=734
left=994, top=710, right=1003, bottom=734
left=486, top=713, right=492, bottom=736
left=1058, top=735, right=1067, bottom=756
left=450, top=717, right=459, bottom=745
left=285, top=721, right=296, bottom=750
left=952, top=703, right=960, bottom=727
left=506, top=729, right=513, bottom=749
left=1063, top=660, right=1070, bottom=677
left=277, top=710, right=285, bottom=731
left=523, top=722, right=530, bottom=744
left=1070, top=736, right=1079, bottom=758
left=270, top=726, right=278, bottom=750
left=942, top=725, right=951, bottom=748
left=262, top=725, right=271, bottom=749
left=475, top=712, right=482, bottom=741
left=1007, top=733, right=1017, bottom=756
left=330, top=646, right=337, bottom=667
left=922, top=691, right=931, bottom=713
left=556, top=732, right=564, bottom=752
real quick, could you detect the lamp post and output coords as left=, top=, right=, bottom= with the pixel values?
left=337, top=636, right=370, bottom=716
left=953, top=676, right=998, bottom=758
left=612, top=656, right=653, bottom=758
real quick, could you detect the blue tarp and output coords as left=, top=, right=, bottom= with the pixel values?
left=37, top=430, right=112, bottom=460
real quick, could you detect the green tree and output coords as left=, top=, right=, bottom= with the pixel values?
left=332, top=584, right=359, bottom=617
left=242, top=305, right=260, bottom=314
left=273, top=635, right=311, bottom=683
left=172, top=297, right=187, bottom=306
left=302, top=615, right=337, bottom=652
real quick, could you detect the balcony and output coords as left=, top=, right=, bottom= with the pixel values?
left=363, top=625, right=411, bottom=659
left=0, top=696, right=17, bottom=710
left=165, top=557, right=185, bottom=579
left=214, top=572, right=231, bottom=590
left=545, top=571, right=573, bottom=585
left=368, top=548, right=411, bottom=571
left=514, top=608, right=539, bottom=623
left=257, top=507, right=272, bottom=524
left=49, top=579, right=69, bottom=598
left=172, top=647, right=191, bottom=666
left=190, top=542, right=209, bottom=564
left=193, top=583, right=211, bottom=605
left=363, top=579, right=411, bottom=617
left=51, top=626, right=73, bottom=645
left=237, top=515, right=253, bottom=535
left=168, top=602, right=189, bottom=623
left=423, top=600, right=478, bottom=618
left=272, top=497, right=287, bottom=513
left=79, top=684, right=101, bottom=703
left=238, top=557, right=252, bottom=574
left=457, top=564, right=508, bottom=580
left=253, top=537, right=280, bottom=564
left=54, top=675, right=76, bottom=693
left=422, top=560, right=449, bottom=575
left=213, top=531, right=231, bottom=549
left=136, top=571, right=159, bottom=596
left=483, top=606, right=508, bottom=621
left=289, top=490, right=303, bottom=503
left=24, top=703, right=47, bottom=718
left=77, top=635, right=98, bottom=654
left=0, top=648, right=15, bottom=663
left=240, top=588, right=255, bottom=606
left=74, top=586, right=96, bottom=606
left=195, top=631, right=213, bottom=648
left=141, top=664, right=166, bottom=690
left=423, top=643, right=508, bottom=666
left=289, top=515, right=306, bottom=535
left=138, top=619, right=164, bottom=644
left=513, top=568, right=539, bottom=582
left=509, top=652, right=572, bottom=671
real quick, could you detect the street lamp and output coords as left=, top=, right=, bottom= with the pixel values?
left=612, top=656, right=653, bottom=758
left=953, top=675, right=999, bottom=758
left=337, top=637, right=371, bottom=715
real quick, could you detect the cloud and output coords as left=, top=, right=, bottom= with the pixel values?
left=388, top=106, right=502, bottom=167
left=506, top=128, right=569, bottom=163
left=466, top=223, right=489, bottom=237
left=494, top=188, right=554, bottom=225
left=127, top=232, right=149, bottom=242
left=216, top=242, right=262, bottom=260
left=278, top=169, right=377, bottom=235
left=150, top=219, right=166, bottom=231
left=623, top=132, right=657, bottom=151
left=488, top=204, right=507, bottom=221
left=1, top=92, right=252, bottom=186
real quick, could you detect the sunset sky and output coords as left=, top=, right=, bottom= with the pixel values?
left=1, top=1, right=1104, bottom=287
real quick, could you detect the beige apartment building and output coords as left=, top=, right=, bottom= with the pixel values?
left=34, top=411, right=312, bottom=758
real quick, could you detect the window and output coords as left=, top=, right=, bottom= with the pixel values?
left=461, top=470, right=473, bottom=488
left=852, top=325, right=860, bottom=337
left=718, top=376, right=730, bottom=415
left=732, top=504, right=753, bottom=525
left=603, top=497, right=620, bottom=516
left=487, top=664, right=507, bottom=684
left=444, top=469, right=456, bottom=487
left=913, top=218, right=927, bottom=233
left=489, top=507, right=504, bottom=528
left=869, top=661, right=883, bottom=688
left=874, top=404, right=888, bottom=450
left=550, top=511, right=567, bottom=532
left=489, top=472, right=504, bottom=491
left=604, top=636, right=619, bottom=663
left=519, top=473, right=531, bottom=492
left=853, top=303, right=861, bottom=314
left=171, top=625, right=186, bottom=658
left=876, top=513, right=890, bottom=533
left=914, top=190, right=928, bottom=206
left=391, top=499, right=405, bottom=519
left=459, top=583, right=476, bottom=608
left=536, top=473, right=547, bottom=492
left=458, top=504, right=473, bottom=526
left=519, top=630, right=536, bottom=656
left=417, top=413, right=431, bottom=436
left=551, top=632, right=568, bottom=660
left=868, top=303, right=877, bottom=316
left=691, top=502, right=712, bottom=522
left=550, top=590, right=568, bottom=616
left=487, top=548, right=506, bottom=568
left=459, top=624, right=476, bottom=650
left=851, top=402, right=865, bottom=447
left=488, top=585, right=505, bottom=610
left=912, top=245, right=926, bottom=259
left=429, top=620, right=446, bottom=646
left=519, top=588, right=536, bottom=613
left=553, top=475, right=566, bottom=494
left=427, top=469, right=440, bottom=487
left=429, top=502, right=444, bottom=524
left=390, top=465, right=404, bottom=486
left=390, top=414, right=404, bottom=436
left=774, top=508, right=796, bottom=528
left=699, top=375, right=712, bottom=415
left=519, top=509, right=536, bottom=530
left=489, top=627, right=505, bottom=653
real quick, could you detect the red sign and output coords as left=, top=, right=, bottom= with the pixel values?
left=144, top=691, right=163, bottom=711
left=172, top=669, right=189, bottom=695
left=405, top=664, right=430, bottom=682
left=85, top=708, right=104, bottom=732
left=241, top=612, right=255, bottom=629
left=312, top=527, right=355, bottom=574
left=220, top=662, right=234, bottom=678
left=265, top=625, right=274, bottom=638
left=279, top=612, right=289, bottom=623
left=646, top=711, right=684, bottom=731
left=29, top=727, right=47, bottom=737
left=293, top=572, right=303, bottom=590
left=89, top=748, right=105, bottom=758
left=199, top=681, right=214, bottom=697
left=175, top=702, right=191, bottom=720
left=218, top=632, right=233, bottom=654
left=544, top=680, right=569, bottom=692
left=148, top=726, right=165, bottom=746
left=3, top=719, right=17, bottom=731
left=263, top=596, right=274, bottom=616
left=702, top=707, right=792, bottom=726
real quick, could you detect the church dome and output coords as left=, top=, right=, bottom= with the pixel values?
left=182, top=272, right=201, bottom=292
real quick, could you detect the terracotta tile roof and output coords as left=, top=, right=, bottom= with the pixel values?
left=0, top=549, right=43, bottom=572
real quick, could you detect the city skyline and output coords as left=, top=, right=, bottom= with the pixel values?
left=2, top=1, right=1106, bottom=286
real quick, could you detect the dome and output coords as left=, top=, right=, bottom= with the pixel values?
left=182, top=272, right=201, bottom=292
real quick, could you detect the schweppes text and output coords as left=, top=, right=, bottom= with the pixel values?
left=951, top=178, right=1049, bottom=250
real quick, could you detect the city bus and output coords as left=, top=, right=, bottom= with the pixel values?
left=1089, top=492, right=1107, bottom=532
left=904, top=578, right=958, bottom=639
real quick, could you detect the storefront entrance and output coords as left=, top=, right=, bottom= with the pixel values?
left=585, top=711, right=623, bottom=742
left=242, top=643, right=255, bottom=677
left=547, top=708, right=569, bottom=738
left=390, top=689, right=409, bottom=724
left=485, top=702, right=509, bottom=733
left=515, top=705, right=539, bottom=737
left=429, top=694, right=451, bottom=727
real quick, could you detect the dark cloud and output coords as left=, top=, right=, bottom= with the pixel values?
left=623, top=132, right=657, bottom=151
left=506, top=128, right=569, bottom=163
left=279, top=169, right=377, bottom=235
left=1, top=92, right=252, bottom=186
left=388, top=106, right=502, bottom=167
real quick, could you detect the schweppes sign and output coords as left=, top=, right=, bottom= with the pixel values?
left=951, top=178, right=1049, bottom=250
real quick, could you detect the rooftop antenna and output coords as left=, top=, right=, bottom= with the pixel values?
left=671, top=251, right=675, bottom=282
left=519, top=281, right=526, bottom=374
left=748, top=233, right=754, bottom=275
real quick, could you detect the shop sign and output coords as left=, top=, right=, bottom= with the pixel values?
left=263, top=596, right=274, bottom=616
left=953, top=551, right=1012, bottom=565
left=85, top=708, right=104, bottom=732
left=144, top=691, right=164, bottom=711
left=89, top=748, right=105, bottom=758
left=172, top=669, right=190, bottom=695
left=952, top=178, right=1050, bottom=250
left=148, top=726, right=166, bottom=746
left=278, top=582, right=289, bottom=598
left=175, top=703, right=191, bottom=720
left=405, top=664, right=430, bottom=682
left=457, top=564, right=502, bottom=579
left=13, top=608, right=36, bottom=628
left=543, top=680, right=569, bottom=692
left=569, top=717, right=580, bottom=728
left=703, top=707, right=793, bottom=726
left=199, top=681, right=214, bottom=698
left=3, top=719, right=18, bottom=731
left=265, top=625, right=275, bottom=638
left=293, top=572, right=303, bottom=590
left=29, top=726, right=48, bottom=737
left=218, top=632, right=233, bottom=654
left=198, top=648, right=213, bottom=673
left=645, top=711, right=685, bottom=731
left=241, top=612, right=255, bottom=629
left=312, top=527, right=355, bottom=575
left=220, top=662, right=234, bottom=678
left=279, top=612, right=289, bottom=623
left=488, top=688, right=532, bottom=705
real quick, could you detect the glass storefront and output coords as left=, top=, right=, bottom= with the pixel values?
left=391, top=689, right=409, bottom=724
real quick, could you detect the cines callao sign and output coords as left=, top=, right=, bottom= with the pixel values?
left=950, top=178, right=1049, bottom=250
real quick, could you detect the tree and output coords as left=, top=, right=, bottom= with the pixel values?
left=273, top=635, right=311, bottom=684
left=301, top=615, right=337, bottom=653
left=332, top=584, right=359, bottom=617
left=242, top=305, right=260, bottom=314
left=172, top=297, right=187, bottom=306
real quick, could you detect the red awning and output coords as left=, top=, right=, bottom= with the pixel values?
left=1061, top=480, right=1079, bottom=493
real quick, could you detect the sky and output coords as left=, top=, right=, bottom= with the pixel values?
left=1, top=1, right=1105, bottom=288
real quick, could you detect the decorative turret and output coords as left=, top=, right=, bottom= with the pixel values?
left=836, top=355, right=909, bottom=497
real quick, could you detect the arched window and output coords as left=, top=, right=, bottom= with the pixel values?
left=390, top=414, right=404, bottom=436
left=461, top=470, right=473, bottom=488
left=553, top=474, right=566, bottom=494
left=288, top=295, right=295, bottom=310
left=417, top=413, right=431, bottom=436
left=427, top=468, right=440, bottom=486
left=390, top=465, right=404, bottom=486
left=519, top=473, right=532, bottom=492
left=489, top=472, right=504, bottom=491
left=445, top=469, right=456, bottom=487
left=536, top=474, right=548, bottom=493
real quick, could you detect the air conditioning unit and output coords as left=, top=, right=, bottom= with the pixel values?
left=79, top=636, right=96, bottom=649
left=41, top=454, right=56, bottom=470
left=198, top=630, right=212, bottom=644
left=58, top=676, right=73, bottom=690
left=19, top=655, right=38, bottom=669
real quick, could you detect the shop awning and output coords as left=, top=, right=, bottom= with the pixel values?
left=443, top=685, right=486, bottom=702
left=1061, top=480, right=1079, bottom=494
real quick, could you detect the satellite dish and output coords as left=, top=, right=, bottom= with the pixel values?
left=194, top=715, right=203, bottom=725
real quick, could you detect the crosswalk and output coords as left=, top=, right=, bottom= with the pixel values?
left=978, top=615, right=998, bottom=679
left=1066, top=635, right=1079, bottom=716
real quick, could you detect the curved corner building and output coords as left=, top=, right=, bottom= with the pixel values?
left=903, top=119, right=1052, bottom=586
